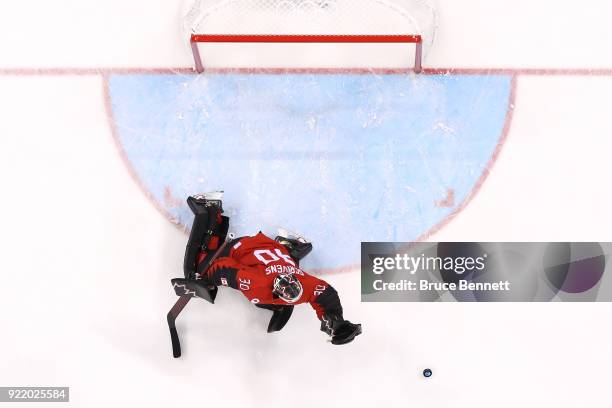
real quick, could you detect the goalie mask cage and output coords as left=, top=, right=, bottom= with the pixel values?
left=183, top=0, right=437, bottom=73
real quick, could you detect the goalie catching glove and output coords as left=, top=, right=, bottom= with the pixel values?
left=321, top=314, right=362, bottom=345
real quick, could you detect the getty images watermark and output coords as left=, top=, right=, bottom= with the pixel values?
left=361, top=242, right=612, bottom=302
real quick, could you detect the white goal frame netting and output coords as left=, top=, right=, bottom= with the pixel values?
left=182, top=0, right=438, bottom=73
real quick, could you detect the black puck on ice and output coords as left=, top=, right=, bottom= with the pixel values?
left=423, top=369, right=432, bottom=378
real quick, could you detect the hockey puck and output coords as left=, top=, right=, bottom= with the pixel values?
left=423, top=369, right=432, bottom=378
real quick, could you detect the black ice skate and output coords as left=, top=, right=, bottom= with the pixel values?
left=187, top=191, right=224, bottom=214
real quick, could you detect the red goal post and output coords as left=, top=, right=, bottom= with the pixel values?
left=189, top=33, right=423, bottom=73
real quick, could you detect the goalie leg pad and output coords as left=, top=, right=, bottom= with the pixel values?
left=183, top=199, right=229, bottom=279
left=184, top=211, right=211, bottom=279
left=256, top=304, right=295, bottom=333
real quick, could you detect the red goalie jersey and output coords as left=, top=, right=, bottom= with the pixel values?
left=199, top=232, right=343, bottom=320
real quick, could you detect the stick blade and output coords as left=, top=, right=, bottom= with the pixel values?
left=167, top=295, right=191, bottom=358
left=170, top=327, right=182, bottom=358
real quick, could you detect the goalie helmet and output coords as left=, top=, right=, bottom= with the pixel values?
left=273, top=273, right=303, bottom=303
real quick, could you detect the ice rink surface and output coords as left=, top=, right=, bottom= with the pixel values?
left=1, top=1, right=612, bottom=407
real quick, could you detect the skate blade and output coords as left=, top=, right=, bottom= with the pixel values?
left=193, top=191, right=224, bottom=201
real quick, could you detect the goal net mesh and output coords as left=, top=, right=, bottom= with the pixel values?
left=182, top=0, right=438, bottom=53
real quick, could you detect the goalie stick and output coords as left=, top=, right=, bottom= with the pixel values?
left=167, top=237, right=231, bottom=358
left=167, top=295, right=191, bottom=358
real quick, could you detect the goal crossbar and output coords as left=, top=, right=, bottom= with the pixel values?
left=190, top=34, right=423, bottom=73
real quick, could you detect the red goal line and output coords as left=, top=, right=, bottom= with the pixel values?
left=190, top=34, right=423, bottom=73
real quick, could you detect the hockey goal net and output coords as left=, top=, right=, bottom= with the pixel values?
left=182, top=0, right=437, bottom=73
